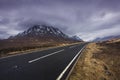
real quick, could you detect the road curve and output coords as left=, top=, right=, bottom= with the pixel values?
left=0, top=43, right=86, bottom=80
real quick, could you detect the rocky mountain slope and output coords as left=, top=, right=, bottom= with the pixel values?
left=71, top=35, right=83, bottom=41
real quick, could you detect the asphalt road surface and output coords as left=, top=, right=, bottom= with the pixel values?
left=0, top=43, right=86, bottom=80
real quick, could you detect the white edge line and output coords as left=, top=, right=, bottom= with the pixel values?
left=56, top=45, right=86, bottom=80
left=65, top=45, right=86, bottom=80
left=28, top=49, right=64, bottom=63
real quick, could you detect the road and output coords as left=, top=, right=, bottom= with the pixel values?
left=0, top=43, right=86, bottom=80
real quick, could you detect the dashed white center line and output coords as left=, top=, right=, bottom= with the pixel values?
left=28, top=49, right=64, bottom=63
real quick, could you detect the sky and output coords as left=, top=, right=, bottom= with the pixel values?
left=0, top=0, right=120, bottom=41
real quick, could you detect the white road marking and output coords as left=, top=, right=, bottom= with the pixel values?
left=56, top=46, right=86, bottom=80
left=28, top=49, right=64, bottom=63
left=0, top=44, right=78, bottom=60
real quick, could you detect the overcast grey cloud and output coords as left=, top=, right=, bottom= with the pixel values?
left=0, top=0, right=120, bottom=41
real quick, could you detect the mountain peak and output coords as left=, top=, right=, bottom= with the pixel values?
left=8, top=24, right=71, bottom=42
left=15, top=24, right=68, bottom=38
left=8, top=24, right=83, bottom=42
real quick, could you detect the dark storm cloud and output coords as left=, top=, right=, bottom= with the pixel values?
left=0, top=18, right=9, bottom=25
left=0, top=0, right=120, bottom=41
left=0, top=29, right=11, bottom=38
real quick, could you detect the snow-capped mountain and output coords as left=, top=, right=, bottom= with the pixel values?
left=14, top=25, right=68, bottom=38
left=71, top=35, right=83, bottom=41
left=9, top=24, right=81, bottom=42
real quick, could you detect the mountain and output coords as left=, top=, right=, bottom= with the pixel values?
left=71, top=35, right=83, bottom=41
left=93, top=35, right=120, bottom=42
left=9, top=24, right=82, bottom=42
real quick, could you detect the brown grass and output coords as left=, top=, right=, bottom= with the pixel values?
left=69, top=39, right=120, bottom=80
left=0, top=41, right=81, bottom=58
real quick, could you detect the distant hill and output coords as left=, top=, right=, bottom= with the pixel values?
left=93, top=35, right=120, bottom=42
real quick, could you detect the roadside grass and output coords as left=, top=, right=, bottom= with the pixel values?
left=0, top=42, right=81, bottom=58
left=0, top=43, right=57, bottom=57
left=69, top=40, right=120, bottom=80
